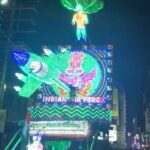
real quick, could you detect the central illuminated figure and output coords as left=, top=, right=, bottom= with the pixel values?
left=72, top=4, right=88, bottom=41
left=61, top=0, right=104, bottom=41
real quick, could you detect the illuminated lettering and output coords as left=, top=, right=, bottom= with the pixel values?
left=42, top=96, right=105, bottom=104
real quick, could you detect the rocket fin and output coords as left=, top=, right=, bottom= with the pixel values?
left=18, top=77, right=42, bottom=98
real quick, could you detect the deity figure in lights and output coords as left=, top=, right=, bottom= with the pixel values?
left=60, top=0, right=104, bottom=41
left=26, top=134, right=43, bottom=150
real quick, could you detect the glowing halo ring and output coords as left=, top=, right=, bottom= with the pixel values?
left=41, top=48, right=108, bottom=102
left=60, top=0, right=104, bottom=14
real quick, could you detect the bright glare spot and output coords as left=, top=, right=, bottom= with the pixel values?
left=4, top=84, right=6, bottom=90
left=0, top=0, right=9, bottom=5
left=14, top=86, right=21, bottom=92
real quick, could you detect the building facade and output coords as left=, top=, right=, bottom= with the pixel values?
left=111, top=85, right=127, bottom=149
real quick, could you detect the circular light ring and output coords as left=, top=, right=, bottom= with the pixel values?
left=40, top=48, right=110, bottom=103
left=44, top=51, right=102, bottom=97
left=60, top=0, right=104, bottom=14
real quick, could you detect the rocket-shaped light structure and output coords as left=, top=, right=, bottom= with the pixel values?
left=12, top=48, right=101, bottom=99
left=12, top=49, right=70, bottom=98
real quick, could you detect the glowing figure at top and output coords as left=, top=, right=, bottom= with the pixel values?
left=61, top=0, right=104, bottom=41
left=72, top=4, right=88, bottom=41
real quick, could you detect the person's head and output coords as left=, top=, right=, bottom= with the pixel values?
left=76, top=4, right=83, bottom=13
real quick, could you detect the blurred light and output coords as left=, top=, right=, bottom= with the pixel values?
left=107, top=77, right=112, bottom=82
left=0, top=0, right=9, bottom=5
left=108, top=44, right=113, bottom=49
left=107, top=86, right=112, bottom=91
left=14, top=86, right=21, bottom=92
left=107, top=68, right=112, bottom=73
left=4, top=83, right=6, bottom=91
left=107, top=52, right=113, bottom=57
left=109, top=125, right=117, bottom=142
left=127, top=132, right=131, bottom=136
left=98, top=136, right=103, bottom=140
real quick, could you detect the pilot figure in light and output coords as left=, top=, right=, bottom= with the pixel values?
left=72, top=4, right=89, bottom=41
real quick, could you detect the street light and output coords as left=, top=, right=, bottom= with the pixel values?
left=0, top=0, right=9, bottom=5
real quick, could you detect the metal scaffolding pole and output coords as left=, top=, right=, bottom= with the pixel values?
left=0, top=0, right=16, bottom=108
left=0, top=0, right=37, bottom=108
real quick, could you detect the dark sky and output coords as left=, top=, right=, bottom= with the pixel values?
left=9, top=0, right=150, bottom=130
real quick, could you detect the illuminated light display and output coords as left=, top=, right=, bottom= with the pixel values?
left=28, top=105, right=111, bottom=121
left=60, top=0, right=104, bottom=40
left=13, top=45, right=113, bottom=138
left=12, top=46, right=111, bottom=101
left=72, top=5, right=88, bottom=41
left=60, top=0, right=104, bottom=14
left=29, top=121, right=90, bottom=137
left=44, top=141, right=71, bottom=150
left=39, top=46, right=112, bottom=106
left=42, top=96, right=105, bottom=103
left=27, top=46, right=112, bottom=124
left=12, top=49, right=71, bottom=98
left=109, top=125, right=117, bottom=143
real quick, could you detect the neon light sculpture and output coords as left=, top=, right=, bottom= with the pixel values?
left=29, top=105, right=112, bottom=121
left=61, top=0, right=104, bottom=41
left=13, top=46, right=113, bottom=143
left=72, top=4, right=88, bottom=41
left=12, top=48, right=102, bottom=98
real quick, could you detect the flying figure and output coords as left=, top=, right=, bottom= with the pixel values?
left=60, top=0, right=104, bottom=41
left=72, top=4, right=88, bottom=41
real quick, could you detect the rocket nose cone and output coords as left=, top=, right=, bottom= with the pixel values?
left=12, top=51, right=30, bottom=66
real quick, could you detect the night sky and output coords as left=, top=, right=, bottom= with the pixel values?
left=7, top=0, right=150, bottom=130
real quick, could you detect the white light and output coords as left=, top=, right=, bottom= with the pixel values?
left=127, top=132, right=131, bottom=136
left=4, top=84, right=6, bottom=91
left=109, top=125, right=117, bottom=142
left=98, top=136, right=104, bottom=140
left=29, top=121, right=90, bottom=137
left=0, top=0, right=9, bottom=5
left=42, top=47, right=53, bottom=56
left=15, top=73, right=24, bottom=80
left=61, top=47, right=67, bottom=53
left=14, top=86, right=21, bottom=92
